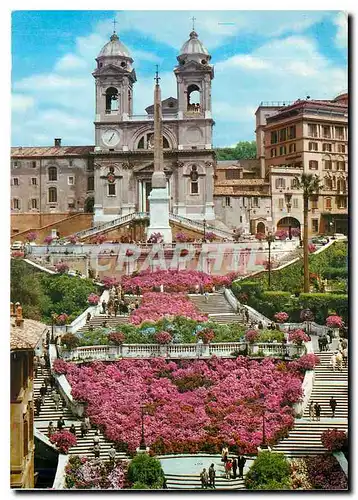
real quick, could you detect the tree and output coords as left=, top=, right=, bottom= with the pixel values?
left=127, top=454, right=165, bottom=489
left=294, top=174, right=322, bottom=293
left=10, top=259, right=44, bottom=320
left=245, top=451, right=291, bottom=490
left=84, top=196, right=94, bottom=213
left=215, top=141, right=257, bottom=160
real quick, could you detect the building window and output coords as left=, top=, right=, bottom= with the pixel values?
left=271, top=148, right=277, bottom=158
left=31, top=178, right=37, bottom=185
left=278, top=198, right=284, bottom=209
left=13, top=160, right=19, bottom=167
left=31, top=198, right=38, bottom=209
left=291, top=178, right=299, bottom=189
left=279, top=128, right=287, bottom=142
left=13, top=177, right=19, bottom=186
left=337, top=196, right=347, bottom=209
left=312, top=219, right=319, bottom=232
left=225, top=196, right=231, bottom=207
left=325, top=178, right=333, bottom=190
left=32, top=161, right=36, bottom=168
left=289, top=143, right=296, bottom=153
left=48, top=166, right=58, bottom=181
left=337, top=144, right=346, bottom=153
left=69, top=159, right=73, bottom=167
left=309, top=160, right=318, bottom=170
left=311, top=196, right=318, bottom=209
left=12, top=198, right=20, bottom=210
left=323, top=143, right=332, bottom=152
left=288, top=125, right=296, bottom=139
left=279, top=145, right=286, bottom=155
left=324, top=160, right=332, bottom=170
left=337, top=161, right=345, bottom=171
left=335, top=127, right=344, bottom=140
left=275, top=178, right=286, bottom=189
left=308, top=142, right=318, bottom=151
left=322, top=125, right=331, bottom=138
left=293, top=198, right=298, bottom=209
left=225, top=170, right=240, bottom=180
left=68, top=201, right=75, bottom=209
left=87, top=176, right=94, bottom=191
left=190, top=181, right=199, bottom=194
left=325, top=197, right=332, bottom=209
left=68, top=176, right=75, bottom=185
left=108, top=183, right=116, bottom=196
left=271, top=131, right=278, bottom=144
left=252, top=198, right=259, bottom=208
left=239, top=216, right=242, bottom=223
left=48, top=187, right=57, bottom=203
left=308, top=124, right=318, bottom=137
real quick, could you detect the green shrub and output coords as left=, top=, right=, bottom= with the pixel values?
left=131, top=482, right=151, bottom=489
left=322, top=267, right=348, bottom=280
left=299, top=293, right=348, bottom=324
left=258, top=329, right=285, bottom=343
left=245, top=451, right=291, bottom=490
left=127, top=454, right=165, bottom=489
left=232, top=280, right=264, bottom=297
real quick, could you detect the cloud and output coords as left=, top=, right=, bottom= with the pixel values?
left=132, top=50, right=163, bottom=64
left=217, top=54, right=271, bottom=71
left=12, top=94, right=35, bottom=112
left=55, top=54, right=88, bottom=72
left=333, top=11, right=348, bottom=49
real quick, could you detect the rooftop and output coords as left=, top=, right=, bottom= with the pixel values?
left=10, top=318, right=48, bottom=351
left=11, top=146, right=95, bottom=157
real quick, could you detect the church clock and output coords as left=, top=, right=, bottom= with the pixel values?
left=101, top=129, right=120, bottom=147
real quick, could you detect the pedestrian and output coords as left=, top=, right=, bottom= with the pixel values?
left=342, top=347, right=348, bottom=368
left=225, top=459, right=232, bottom=480
left=238, top=456, right=246, bottom=479
left=318, top=336, right=323, bottom=352
left=40, top=383, right=47, bottom=405
left=101, top=300, right=106, bottom=314
left=44, top=352, right=50, bottom=368
left=221, top=445, right=228, bottom=463
left=329, top=396, right=337, bottom=418
left=341, top=338, right=348, bottom=350
left=113, top=299, right=119, bottom=317
left=208, top=463, right=216, bottom=488
left=204, top=291, right=209, bottom=302
left=39, top=356, right=46, bottom=374
left=232, top=457, right=238, bottom=479
left=47, top=421, right=55, bottom=438
left=44, top=375, right=51, bottom=389
left=35, top=396, right=42, bottom=416
left=69, top=424, right=76, bottom=436
left=245, top=309, right=250, bottom=323
left=336, top=351, right=343, bottom=371
left=93, top=443, right=101, bottom=459
left=309, top=401, right=315, bottom=421
left=200, top=468, right=209, bottom=489
left=101, top=320, right=108, bottom=328
left=84, top=416, right=91, bottom=431
left=135, top=300, right=139, bottom=309
left=136, top=285, right=141, bottom=297
left=86, top=312, right=91, bottom=323
left=330, top=352, right=337, bottom=371
left=80, top=420, right=87, bottom=438
left=57, top=416, right=66, bottom=431
left=33, top=356, right=38, bottom=378
left=314, top=402, right=321, bottom=421
left=258, top=321, right=264, bottom=330
left=52, top=391, right=61, bottom=411
left=108, top=444, right=116, bottom=464
left=93, top=430, right=100, bottom=445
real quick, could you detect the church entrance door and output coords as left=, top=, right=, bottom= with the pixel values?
left=145, top=181, right=152, bottom=212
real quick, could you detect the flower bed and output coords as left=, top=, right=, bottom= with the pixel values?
left=65, top=455, right=127, bottom=489
left=321, top=429, right=347, bottom=452
left=59, top=357, right=302, bottom=455
left=129, top=292, right=208, bottom=325
left=302, top=455, right=348, bottom=490
left=50, top=430, right=77, bottom=454
left=121, top=270, right=235, bottom=294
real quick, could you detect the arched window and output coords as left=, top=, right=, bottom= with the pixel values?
left=187, top=84, right=201, bottom=112
left=190, top=165, right=199, bottom=194
left=325, top=178, right=333, bottom=190
left=48, top=166, right=57, bottom=181
left=87, top=176, right=94, bottom=191
left=136, top=133, right=170, bottom=150
left=105, top=87, right=119, bottom=113
left=48, top=187, right=57, bottom=203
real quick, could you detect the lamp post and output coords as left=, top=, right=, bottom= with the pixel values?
left=266, top=233, right=275, bottom=289
left=139, top=405, right=147, bottom=451
left=51, top=312, right=55, bottom=343
left=203, top=218, right=206, bottom=243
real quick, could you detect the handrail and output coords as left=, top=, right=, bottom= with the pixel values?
left=169, top=213, right=234, bottom=239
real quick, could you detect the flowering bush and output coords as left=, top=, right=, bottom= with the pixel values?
left=196, top=328, right=215, bottom=344
left=87, top=293, right=100, bottom=305
left=130, top=292, right=208, bottom=325
left=11, top=250, right=24, bottom=258
left=125, top=249, right=134, bottom=257
left=154, top=331, right=172, bottom=345
left=61, top=357, right=302, bottom=455
left=245, top=329, right=260, bottom=343
left=65, top=455, right=127, bottom=489
left=274, top=311, right=289, bottom=323
left=300, top=309, right=314, bottom=322
left=102, top=276, right=120, bottom=289
left=93, top=234, right=107, bottom=244
left=54, top=312, right=70, bottom=325
left=321, top=429, right=347, bottom=452
left=50, top=430, right=77, bottom=454
left=308, top=243, right=316, bottom=254
left=147, top=232, right=163, bottom=244
left=275, top=229, right=288, bottom=240
left=288, top=354, right=320, bottom=374
left=288, top=329, right=310, bottom=345
left=290, top=458, right=312, bottom=490
left=55, top=262, right=69, bottom=274
left=291, top=227, right=301, bottom=238
left=53, top=358, right=70, bottom=375
left=67, top=235, right=79, bottom=244
left=175, top=232, right=189, bottom=243
left=205, top=231, right=216, bottom=242
left=326, top=315, right=344, bottom=329
left=121, top=270, right=234, bottom=294
left=108, top=331, right=126, bottom=345
left=44, top=235, right=54, bottom=245
left=61, top=332, right=79, bottom=349
left=304, top=455, right=348, bottom=490
left=255, top=233, right=266, bottom=241
left=26, top=231, right=38, bottom=242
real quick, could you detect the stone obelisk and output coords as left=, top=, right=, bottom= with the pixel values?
left=146, top=67, right=172, bottom=243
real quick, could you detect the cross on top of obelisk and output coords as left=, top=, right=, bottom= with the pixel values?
left=155, top=65, right=161, bottom=85
left=113, top=18, right=117, bottom=33
left=191, top=16, right=196, bottom=31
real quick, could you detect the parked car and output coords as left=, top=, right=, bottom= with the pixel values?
left=11, top=241, right=24, bottom=251
left=332, top=233, right=347, bottom=241
left=311, top=236, right=329, bottom=245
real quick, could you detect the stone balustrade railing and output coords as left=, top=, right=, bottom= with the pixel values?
left=60, top=341, right=306, bottom=362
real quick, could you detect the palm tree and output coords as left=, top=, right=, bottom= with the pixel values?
left=294, top=173, right=322, bottom=293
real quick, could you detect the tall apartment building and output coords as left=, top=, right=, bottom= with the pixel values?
left=262, top=94, right=348, bottom=236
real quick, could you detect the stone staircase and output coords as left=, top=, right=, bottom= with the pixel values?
left=188, top=293, right=245, bottom=324
left=76, top=314, right=129, bottom=335
left=273, top=349, right=348, bottom=457
left=34, top=367, right=127, bottom=461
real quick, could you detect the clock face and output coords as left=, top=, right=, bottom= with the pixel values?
left=102, top=129, right=120, bottom=147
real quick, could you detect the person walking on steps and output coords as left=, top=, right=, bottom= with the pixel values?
left=80, top=420, right=87, bottom=438
left=208, top=464, right=216, bottom=489
left=35, top=397, right=42, bottom=416
left=225, top=459, right=232, bottom=480
left=108, top=445, right=116, bottom=465
left=309, top=401, right=315, bottom=421
left=93, top=430, right=100, bottom=445
left=200, top=468, right=209, bottom=489
left=336, top=350, right=343, bottom=372
left=342, top=346, right=348, bottom=368
left=47, top=421, right=55, bottom=438
left=330, top=352, right=337, bottom=371
left=204, top=290, right=209, bottom=303
left=101, top=300, right=107, bottom=315
left=69, top=424, right=76, bottom=436
left=40, top=383, right=47, bottom=405
left=221, top=445, right=229, bottom=464
left=329, top=396, right=337, bottom=418
left=57, top=416, right=66, bottom=431
left=232, top=457, right=238, bottom=479
left=314, top=402, right=321, bottom=421
left=238, top=456, right=246, bottom=479
left=84, top=416, right=91, bottom=432
left=93, top=443, right=101, bottom=459
left=52, top=391, right=61, bottom=411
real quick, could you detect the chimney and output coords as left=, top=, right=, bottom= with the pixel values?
left=15, top=302, right=24, bottom=328
left=54, top=138, right=62, bottom=147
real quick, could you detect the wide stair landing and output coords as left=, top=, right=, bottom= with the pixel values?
left=273, top=349, right=348, bottom=457
left=188, top=293, right=245, bottom=324
left=76, top=314, right=129, bottom=335
left=34, top=368, right=127, bottom=461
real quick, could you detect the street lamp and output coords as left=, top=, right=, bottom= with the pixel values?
left=266, top=233, right=275, bottom=289
left=139, top=405, right=147, bottom=451
left=203, top=218, right=206, bottom=243
left=51, top=312, right=55, bottom=343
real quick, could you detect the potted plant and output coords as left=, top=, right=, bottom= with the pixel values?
left=274, top=312, right=289, bottom=324
left=326, top=315, right=343, bottom=338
